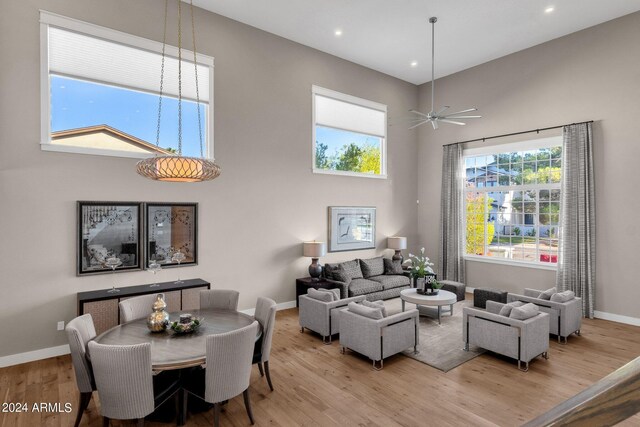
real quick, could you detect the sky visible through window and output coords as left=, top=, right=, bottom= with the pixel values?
left=316, top=126, right=380, bottom=154
left=50, top=76, right=206, bottom=157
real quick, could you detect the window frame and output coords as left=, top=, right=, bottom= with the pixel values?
left=39, top=11, right=215, bottom=159
left=311, top=85, right=387, bottom=179
left=462, top=136, right=562, bottom=271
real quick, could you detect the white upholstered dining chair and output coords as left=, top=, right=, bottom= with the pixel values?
left=253, top=297, right=277, bottom=391
left=119, top=294, right=158, bottom=323
left=200, top=289, right=240, bottom=311
left=65, top=314, right=97, bottom=427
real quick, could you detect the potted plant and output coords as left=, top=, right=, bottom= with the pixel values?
left=408, top=248, right=439, bottom=294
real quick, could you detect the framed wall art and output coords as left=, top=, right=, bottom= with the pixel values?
left=328, top=206, right=376, bottom=252
left=77, top=201, right=143, bottom=275
left=145, top=203, right=198, bottom=268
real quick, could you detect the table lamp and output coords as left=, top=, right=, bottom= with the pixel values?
left=387, top=236, right=407, bottom=262
left=303, top=241, right=326, bottom=280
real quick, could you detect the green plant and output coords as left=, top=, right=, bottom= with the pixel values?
left=526, top=228, right=536, bottom=237
left=466, top=193, right=495, bottom=254
left=408, top=247, right=434, bottom=278
left=513, top=227, right=521, bottom=236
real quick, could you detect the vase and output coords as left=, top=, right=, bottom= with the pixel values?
left=415, top=277, right=426, bottom=293
left=147, top=293, right=169, bottom=332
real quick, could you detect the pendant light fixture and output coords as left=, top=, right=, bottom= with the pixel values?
left=136, top=0, right=221, bottom=182
left=409, top=17, right=481, bottom=130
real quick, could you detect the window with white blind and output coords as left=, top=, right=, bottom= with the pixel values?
left=312, top=86, right=387, bottom=178
left=40, top=12, right=214, bottom=159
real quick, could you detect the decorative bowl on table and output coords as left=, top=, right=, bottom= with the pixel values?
left=170, top=317, right=202, bottom=334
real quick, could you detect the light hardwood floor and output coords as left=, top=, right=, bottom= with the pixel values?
left=2, top=299, right=640, bottom=426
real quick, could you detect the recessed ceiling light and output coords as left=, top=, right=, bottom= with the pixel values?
left=410, top=61, right=418, bottom=67
left=334, top=29, right=342, bottom=37
left=545, top=6, right=555, bottom=13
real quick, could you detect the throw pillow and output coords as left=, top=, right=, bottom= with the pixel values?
left=334, top=260, right=363, bottom=284
left=347, top=301, right=384, bottom=320
left=498, top=301, right=525, bottom=317
left=324, top=263, right=340, bottom=280
left=307, top=288, right=334, bottom=302
left=550, top=290, right=575, bottom=303
left=359, top=257, right=385, bottom=278
left=319, top=288, right=341, bottom=301
left=537, top=287, right=557, bottom=300
left=362, top=300, right=387, bottom=317
left=509, top=303, right=540, bottom=320
left=383, top=258, right=403, bottom=275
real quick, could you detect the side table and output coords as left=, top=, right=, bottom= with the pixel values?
left=295, top=277, right=338, bottom=307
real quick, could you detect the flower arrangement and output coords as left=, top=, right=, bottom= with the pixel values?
left=408, top=247, right=435, bottom=278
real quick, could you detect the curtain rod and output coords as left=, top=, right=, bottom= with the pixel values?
left=444, top=120, right=594, bottom=147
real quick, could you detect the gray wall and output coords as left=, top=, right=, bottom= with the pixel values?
left=0, top=0, right=419, bottom=357
left=417, top=12, right=640, bottom=319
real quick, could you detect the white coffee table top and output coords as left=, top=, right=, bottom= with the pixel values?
left=400, top=288, right=457, bottom=306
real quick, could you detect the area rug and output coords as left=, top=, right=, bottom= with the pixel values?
left=383, top=297, right=484, bottom=372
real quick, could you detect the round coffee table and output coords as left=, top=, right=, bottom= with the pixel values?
left=400, top=288, right=457, bottom=324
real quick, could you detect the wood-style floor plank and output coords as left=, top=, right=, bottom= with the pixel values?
left=1, top=296, right=639, bottom=426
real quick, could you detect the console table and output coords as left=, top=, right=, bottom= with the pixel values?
left=77, top=278, right=210, bottom=335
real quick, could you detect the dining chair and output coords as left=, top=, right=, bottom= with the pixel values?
left=183, top=321, right=259, bottom=427
left=200, top=289, right=240, bottom=311
left=253, top=297, right=277, bottom=391
left=65, top=314, right=97, bottom=427
left=87, top=341, right=180, bottom=426
left=119, top=294, right=159, bottom=323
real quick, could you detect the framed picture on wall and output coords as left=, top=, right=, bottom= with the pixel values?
left=77, top=201, right=143, bottom=275
left=328, top=206, right=376, bottom=252
left=145, top=203, right=198, bottom=268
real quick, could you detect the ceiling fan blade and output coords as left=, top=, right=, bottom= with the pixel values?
left=408, top=120, right=428, bottom=130
left=435, top=106, right=450, bottom=116
left=409, top=109, right=430, bottom=118
left=443, top=115, right=482, bottom=119
left=439, top=119, right=466, bottom=126
left=432, top=120, right=438, bottom=130
left=447, top=108, right=477, bottom=116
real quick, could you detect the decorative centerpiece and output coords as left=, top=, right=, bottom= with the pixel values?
left=170, top=315, right=201, bottom=334
left=408, top=248, right=441, bottom=295
left=147, top=293, right=170, bottom=332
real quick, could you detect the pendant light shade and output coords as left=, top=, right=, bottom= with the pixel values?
left=136, top=0, right=221, bottom=182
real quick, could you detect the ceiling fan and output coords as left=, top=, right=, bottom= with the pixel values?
left=409, top=17, right=481, bottom=130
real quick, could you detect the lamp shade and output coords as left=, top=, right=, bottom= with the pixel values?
left=303, top=241, right=326, bottom=258
left=387, top=236, right=407, bottom=250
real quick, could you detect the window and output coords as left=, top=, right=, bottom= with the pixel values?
left=463, top=137, right=562, bottom=268
left=312, top=86, right=387, bottom=178
left=40, top=12, right=214, bottom=159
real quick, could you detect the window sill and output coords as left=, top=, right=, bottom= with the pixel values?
left=464, top=255, right=558, bottom=271
left=42, top=143, right=157, bottom=159
left=312, top=168, right=387, bottom=180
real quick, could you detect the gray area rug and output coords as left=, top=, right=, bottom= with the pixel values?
left=384, top=297, right=484, bottom=372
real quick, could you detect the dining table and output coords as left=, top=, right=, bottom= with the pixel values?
left=91, top=308, right=262, bottom=425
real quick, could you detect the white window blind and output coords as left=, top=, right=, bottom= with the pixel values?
left=48, top=26, right=210, bottom=103
left=314, top=93, right=386, bottom=137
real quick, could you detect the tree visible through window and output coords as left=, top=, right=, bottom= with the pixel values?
left=464, top=141, right=562, bottom=265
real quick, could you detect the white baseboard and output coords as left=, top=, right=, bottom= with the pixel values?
left=594, top=311, right=640, bottom=326
left=0, top=344, right=70, bottom=368
left=0, top=301, right=298, bottom=368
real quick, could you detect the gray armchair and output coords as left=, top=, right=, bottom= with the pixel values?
left=299, top=293, right=366, bottom=344
left=119, top=294, right=158, bottom=323
left=507, top=289, right=582, bottom=343
left=338, top=306, right=419, bottom=370
left=463, top=301, right=550, bottom=371
left=200, top=289, right=240, bottom=311
left=65, top=314, right=96, bottom=427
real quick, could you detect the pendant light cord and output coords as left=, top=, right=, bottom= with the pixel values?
left=155, top=0, right=169, bottom=148
left=190, top=0, right=204, bottom=158
left=177, top=0, right=183, bottom=155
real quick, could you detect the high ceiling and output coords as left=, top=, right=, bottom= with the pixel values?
left=190, top=0, right=640, bottom=85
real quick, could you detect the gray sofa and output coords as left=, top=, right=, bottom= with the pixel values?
left=324, top=257, right=411, bottom=301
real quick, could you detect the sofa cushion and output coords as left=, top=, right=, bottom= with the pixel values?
left=537, top=287, right=557, bottom=300
left=498, top=301, right=525, bottom=317
left=550, top=290, right=575, bottom=303
left=347, top=302, right=384, bottom=320
left=307, top=288, right=334, bottom=302
left=334, top=260, right=363, bottom=284
left=362, top=300, right=387, bottom=317
left=348, top=278, right=383, bottom=296
left=359, top=257, right=385, bottom=278
left=324, top=263, right=341, bottom=280
left=369, top=274, right=410, bottom=290
left=383, top=258, right=403, bottom=275
left=509, top=303, right=540, bottom=320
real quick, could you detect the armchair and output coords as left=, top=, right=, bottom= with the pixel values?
left=299, top=293, right=366, bottom=344
left=507, top=289, right=582, bottom=344
left=338, top=307, right=419, bottom=370
left=463, top=301, right=549, bottom=371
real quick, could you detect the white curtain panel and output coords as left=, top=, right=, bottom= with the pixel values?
left=438, top=144, right=465, bottom=283
left=556, top=122, right=596, bottom=318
